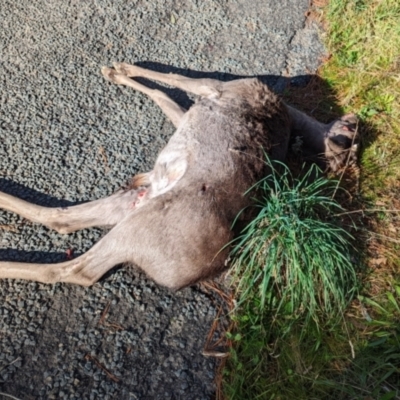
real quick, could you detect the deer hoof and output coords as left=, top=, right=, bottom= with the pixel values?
left=101, top=66, right=119, bottom=82
left=325, top=114, right=359, bottom=172
left=113, top=62, right=132, bottom=76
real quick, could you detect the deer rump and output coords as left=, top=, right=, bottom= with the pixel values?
left=0, top=63, right=358, bottom=290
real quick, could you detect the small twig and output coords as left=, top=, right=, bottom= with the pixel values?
left=104, top=322, right=124, bottom=331
left=0, top=393, right=23, bottom=400
left=98, top=301, right=111, bottom=325
left=201, top=280, right=234, bottom=307
left=84, top=354, right=120, bottom=383
left=0, top=357, right=21, bottom=373
left=334, top=208, right=400, bottom=217
left=366, top=231, right=400, bottom=244
left=202, top=350, right=229, bottom=358
left=203, top=306, right=227, bottom=356
left=349, top=340, right=355, bottom=359
left=98, top=301, right=124, bottom=330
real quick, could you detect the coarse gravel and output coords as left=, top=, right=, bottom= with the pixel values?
left=0, top=0, right=326, bottom=398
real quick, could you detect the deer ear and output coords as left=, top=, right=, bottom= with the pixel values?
left=153, top=157, right=188, bottom=195
left=166, top=158, right=187, bottom=188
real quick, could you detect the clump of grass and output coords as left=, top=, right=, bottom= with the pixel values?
left=223, top=160, right=359, bottom=399
left=231, top=161, right=358, bottom=324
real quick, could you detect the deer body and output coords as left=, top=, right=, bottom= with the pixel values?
left=0, top=63, right=358, bottom=289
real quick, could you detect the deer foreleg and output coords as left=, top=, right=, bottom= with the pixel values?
left=102, top=67, right=186, bottom=128
left=111, top=62, right=222, bottom=99
left=287, top=106, right=359, bottom=171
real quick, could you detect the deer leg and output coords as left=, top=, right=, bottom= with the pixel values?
left=0, top=222, right=132, bottom=285
left=112, top=62, right=223, bottom=99
left=324, top=114, right=359, bottom=171
left=102, top=67, right=186, bottom=128
left=0, top=187, right=148, bottom=234
left=287, top=106, right=359, bottom=171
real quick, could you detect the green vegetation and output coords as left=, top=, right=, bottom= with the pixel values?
left=222, top=1, right=400, bottom=398
left=323, top=0, right=400, bottom=196
left=231, top=161, right=357, bottom=326
left=223, top=161, right=361, bottom=399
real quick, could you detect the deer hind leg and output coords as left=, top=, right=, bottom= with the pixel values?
left=0, top=222, right=132, bottom=285
left=101, top=67, right=186, bottom=128
left=0, top=186, right=149, bottom=234
left=111, top=62, right=223, bottom=99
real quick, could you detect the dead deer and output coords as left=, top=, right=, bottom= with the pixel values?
left=0, top=63, right=358, bottom=290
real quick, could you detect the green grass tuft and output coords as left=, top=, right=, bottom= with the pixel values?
left=231, top=160, right=358, bottom=324
left=223, top=161, right=359, bottom=399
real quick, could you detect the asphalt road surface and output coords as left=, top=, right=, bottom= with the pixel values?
left=0, top=0, right=325, bottom=398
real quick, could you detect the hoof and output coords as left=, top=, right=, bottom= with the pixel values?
left=113, top=62, right=131, bottom=75
left=325, top=114, right=359, bottom=172
left=101, top=66, right=118, bottom=83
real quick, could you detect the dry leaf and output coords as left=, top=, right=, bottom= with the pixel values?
left=370, top=257, right=387, bottom=266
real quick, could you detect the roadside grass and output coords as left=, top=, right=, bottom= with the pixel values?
left=221, top=0, right=400, bottom=398
left=222, top=161, right=361, bottom=400
left=230, top=161, right=358, bottom=327
left=322, top=0, right=400, bottom=198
